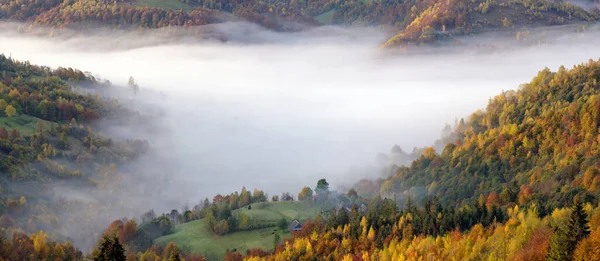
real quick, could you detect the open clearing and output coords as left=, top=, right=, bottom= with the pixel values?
left=237, top=201, right=321, bottom=222
left=0, top=114, right=51, bottom=135
left=155, top=201, right=321, bottom=260
left=137, top=0, right=192, bottom=11
left=314, top=9, right=335, bottom=24
left=155, top=218, right=289, bottom=260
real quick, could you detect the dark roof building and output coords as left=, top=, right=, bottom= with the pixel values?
left=289, top=220, right=303, bottom=231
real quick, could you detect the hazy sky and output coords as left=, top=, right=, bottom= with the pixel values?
left=1, top=22, right=600, bottom=209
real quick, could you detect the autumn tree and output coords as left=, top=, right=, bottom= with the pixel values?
left=0, top=127, right=7, bottom=139
left=240, top=187, right=251, bottom=206
left=252, top=189, right=267, bottom=202
left=298, top=186, right=313, bottom=201
left=10, top=128, right=19, bottom=140
left=486, top=191, right=500, bottom=211
left=582, top=167, right=600, bottom=192
left=0, top=100, right=6, bottom=113
left=573, top=227, right=600, bottom=261
left=367, top=226, right=376, bottom=241
left=4, top=104, right=16, bottom=117
left=168, top=247, right=182, bottom=261
left=120, top=219, right=137, bottom=243
left=513, top=226, right=551, bottom=261
left=31, top=230, right=47, bottom=256
left=224, top=252, right=243, bottom=261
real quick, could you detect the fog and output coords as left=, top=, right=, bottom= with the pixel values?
left=1, top=21, right=600, bottom=247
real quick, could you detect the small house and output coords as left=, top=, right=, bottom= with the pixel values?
left=289, top=220, right=303, bottom=231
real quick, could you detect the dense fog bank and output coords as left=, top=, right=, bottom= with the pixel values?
left=1, top=21, right=600, bottom=226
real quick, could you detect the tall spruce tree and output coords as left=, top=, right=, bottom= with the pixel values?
left=92, top=235, right=126, bottom=261
left=547, top=199, right=591, bottom=261
left=567, top=199, right=591, bottom=242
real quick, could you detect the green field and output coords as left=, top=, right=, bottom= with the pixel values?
left=237, top=201, right=321, bottom=222
left=156, top=219, right=287, bottom=260
left=0, top=115, right=50, bottom=135
left=314, top=9, right=335, bottom=25
left=137, top=0, right=191, bottom=11
left=155, top=201, right=321, bottom=260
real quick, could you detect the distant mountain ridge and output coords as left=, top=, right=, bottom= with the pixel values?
left=1, top=0, right=598, bottom=46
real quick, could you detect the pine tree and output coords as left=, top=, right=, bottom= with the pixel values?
left=92, top=235, right=126, bottom=261
left=327, top=209, right=338, bottom=228
left=547, top=227, right=570, bottom=261
left=338, top=207, right=349, bottom=226
left=567, top=200, right=591, bottom=242
left=547, top=200, right=591, bottom=261
left=405, top=195, right=414, bottom=213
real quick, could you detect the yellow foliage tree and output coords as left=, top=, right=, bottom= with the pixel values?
left=31, top=230, right=47, bottom=255
left=4, top=105, right=16, bottom=118
left=573, top=227, right=600, bottom=261
left=240, top=214, right=249, bottom=229
left=367, top=226, right=376, bottom=241
left=360, top=216, right=368, bottom=236
left=342, top=254, right=353, bottom=261
left=140, top=249, right=160, bottom=261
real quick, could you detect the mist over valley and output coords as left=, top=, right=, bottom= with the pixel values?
left=0, top=5, right=600, bottom=257
left=1, top=22, right=599, bottom=209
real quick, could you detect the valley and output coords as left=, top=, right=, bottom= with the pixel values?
left=0, top=0, right=600, bottom=260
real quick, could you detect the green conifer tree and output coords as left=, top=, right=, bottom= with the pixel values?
left=547, top=199, right=591, bottom=261
left=567, top=199, right=591, bottom=242
left=547, top=227, right=570, bottom=261
left=92, top=235, right=126, bottom=261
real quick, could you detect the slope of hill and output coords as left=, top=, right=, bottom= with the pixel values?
left=156, top=219, right=285, bottom=260
left=137, top=0, right=192, bottom=11
left=155, top=201, right=320, bottom=260
left=230, top=59, right=600, bottom=261
left=358, top=58, right=600, bottom=215
left=0, top=54, right=150, bottom=249
left=381, top=0, right=599, bottom=47
left=1, top=52, right=600, bottom=260
left=1, top=0, right=598, bottom=45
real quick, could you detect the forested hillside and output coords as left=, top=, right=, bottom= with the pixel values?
left=0, top=54, right=149, bottom=250
left=81, top=60, right=600, bottom=261
left=1, top=0, right=598, bottom=46
left=1, top=54, right=600, bottom=260
left=354, top=59, right=600, bottom=216
left=244, top=58, right=600, bottom=261
left=1, top=0, right=600, bottom=258
left=184, top=0, right=600, bottom=46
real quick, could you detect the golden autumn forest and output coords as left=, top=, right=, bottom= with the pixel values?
left=1, top=0, right=600, bottom=260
